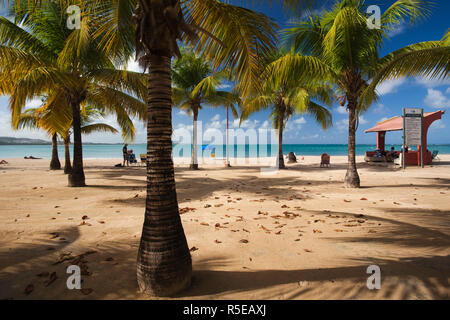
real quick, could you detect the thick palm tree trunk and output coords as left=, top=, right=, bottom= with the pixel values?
left=190, top=107, right=199, bottom=170
left=50, top=133, right=61, bottom=170
left=278, top=112, right=285, bottom=170
left=68, top=102, right=85, bottom=187
left=344, top=99, right=360, bottom=188
left=64, top=134, right=72, bottom=174
left=137, top=54, right=192, bottom=297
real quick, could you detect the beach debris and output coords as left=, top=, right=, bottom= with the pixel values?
left=314, top=219, right=325, bottom=223
left=81, top=288, right=93, bottom=295
left=179, top=207, right=196, bottom=214
left=313, top=229, right=322, bottom=233
left=257, top=211, right=268, bottom=216
left=204, top=204, right=212, bottom=208
left=24, top=284, right=34, bottom=295
left=344, top=200, right=351, bottom=203
left=49, top=232, right=59, bottom=239
left=294, top=239, right=301, bottom=241
left=200, top=222, right=209, bottom=226
left=44, top=272, right=57, bottom=287
left=393, top=202, right=400, bottom=205
left=242, top=228, right=250, bottom=233
left=82, top=215, right=89, bottom=220
left=344, top=224, right=359, bottom=227
left=214, top=204, right=224, bottom=208
left=275, top=231, right=282, bottom=235
left=281, top=205, right=289, bottom=208
left=239, top=239, right=249, bottom=244
left=214, top=240, right=222, bottom=244
left=105, top=257, right=114, bottom=262
left=355, top=214, right=365, bottom=218
left=360, top=198, right=368, bottom=201
left=189, top=246, right=199, bottom=252
left=368, top=230, right=377, bottom=233
left=304, top=249, right=312, bottom=253
left=334, top=229, right=345, bottom=232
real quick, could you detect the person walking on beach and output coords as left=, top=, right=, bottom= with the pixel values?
left=123, top=144, right=129, bottom=167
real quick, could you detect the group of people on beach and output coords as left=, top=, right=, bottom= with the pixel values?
left=375, top=146, right=404, bottom=163
left=122, top=144, right=137, bottom=167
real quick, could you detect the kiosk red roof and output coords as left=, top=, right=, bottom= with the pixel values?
left=365, top=111, right=445, bottom=133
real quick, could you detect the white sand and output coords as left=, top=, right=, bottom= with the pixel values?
left=0, top=155, right=449, bottom=299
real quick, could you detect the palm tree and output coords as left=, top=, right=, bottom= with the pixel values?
left=9, top=0, right=317, bottom=296
left=242, top=51, right=333, bottom=169
left=284, top=0, right=433, bottom=188
left=362, top=29, right=450, bottom=103
left=95, top=0, right=318, bottom=297
left=17, top=105, right=121, bottom=174
left=172, top=50, right=240, bottom=169
left=0, top=1, right=147, bottom=187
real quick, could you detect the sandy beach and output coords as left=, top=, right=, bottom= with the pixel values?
left=0, top=155, right=449, bottom=300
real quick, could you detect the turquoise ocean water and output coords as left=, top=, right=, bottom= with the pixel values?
left=1, top=144, right=449, bottom=159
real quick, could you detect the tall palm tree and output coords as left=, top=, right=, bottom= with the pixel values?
left=242, top=51, right=333, bottom=169
left=172, top=50, right=240, bottom=169
left=284, top=0, right=433, bottom=188
left=0, top=1, right=147, bottom=187
left=9, top=0, right=317, bottom=296
left=17, top=105, right=122, bottom=174
left=95, top=0, right=317, bottom=297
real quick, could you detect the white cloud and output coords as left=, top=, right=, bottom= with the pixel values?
left=358, top=115, right=368, bottom=125
left=424, top=88, right=450, bottom=108
left=260, top=120, right=270, bottom=129
left=177, top=110, right=189, bottom=117
left=387, top=23, right=407, bottom=38
left=293, top=116, right=306, bottom=125
left=336, top=105, right=347, bottom=114
left=211, top=114, right=221, bottom=122
left=446, top=87, right=450, bottom=94
left=336, top=118, right=348, bottom=131
left=0, top=110, right=49, bottom=140
left=415, top=77, right=450, bottom=88
left=430, top=120, right=445, bottom=130
left=376, top=79, right=407, bottom=96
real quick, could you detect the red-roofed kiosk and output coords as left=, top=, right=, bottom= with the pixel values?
left=365, top=110, right=445, bottom=166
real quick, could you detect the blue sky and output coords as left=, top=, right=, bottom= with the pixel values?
left=0, top=0, right=449, bottom=144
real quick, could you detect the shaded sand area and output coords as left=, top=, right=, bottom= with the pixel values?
left=0, top=156, right=449, bottom=300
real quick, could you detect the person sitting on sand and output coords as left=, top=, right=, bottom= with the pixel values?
left=0, top=160, right=8, bottom=165
left=122, top=144, right=129, bottom=167
left=128, top=150, right=137, bottom=165
left=320, top=153, right=330, bottom=168
left=24, top=156, right=42, bottom=159
left=287, top=152, right=297, bottom=163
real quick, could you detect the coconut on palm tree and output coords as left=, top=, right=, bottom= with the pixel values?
left=284, top=0, right=434, bottom=188
left=0, top=1, right=147, bottom=187
left=242, top=51, right=333, bottom=169
left=172, top=50, right=240, bottom=169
